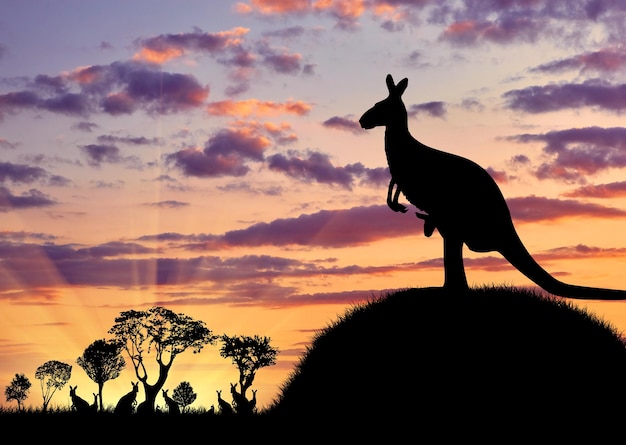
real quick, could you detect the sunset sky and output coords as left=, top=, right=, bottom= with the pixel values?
left=3, top=0, right=626, bottom=412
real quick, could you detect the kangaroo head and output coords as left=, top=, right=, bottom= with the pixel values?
left=359, top=74, right=408, bottom=129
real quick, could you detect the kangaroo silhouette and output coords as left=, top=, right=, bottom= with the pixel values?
left=90, top=393, right=98, bottom=412
left=216, top=389, right=233, bottom=415
left=69, top=385, right=91, bottom=413
left=359, top=74, right=626, bottom=300
left=114, top=381, right=138, bottom=414
left=161, top=389, right=180, bottom=415
left=230, top=382, right=256, bottom=415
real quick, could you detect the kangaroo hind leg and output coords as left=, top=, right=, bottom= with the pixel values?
left=443, top=236, right=469, bottom=292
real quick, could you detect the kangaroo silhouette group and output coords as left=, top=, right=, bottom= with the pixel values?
left=67, top=380, right=255, bottom=415
left=360, top=74, right=626, bottom=300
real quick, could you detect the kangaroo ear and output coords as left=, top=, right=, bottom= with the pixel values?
left=386, top=74, right=395, bottom=93
left=396, top=78, right=408, bottom=96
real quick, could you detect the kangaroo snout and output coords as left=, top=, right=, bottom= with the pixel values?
left=359, top=113, right=375, bottom=129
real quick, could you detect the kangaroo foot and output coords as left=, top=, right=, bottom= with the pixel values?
left=416, top=212, right=435, bottom=237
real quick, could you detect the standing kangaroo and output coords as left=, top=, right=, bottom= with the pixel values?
left=359, top=74, right=626, bottom=300
left=114, top=381, right=138, bottom=414
left=69, top=385, right=91, bottom=413
left=162, top=389, right=180, bottom=415
left=216, top=390, right=233, bottom=415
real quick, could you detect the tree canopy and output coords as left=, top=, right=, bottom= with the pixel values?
left=34, top=360, right=72, bottom=412
left=4, top=373, right=31, bottom=411
left=220, top=334, right=278, bottom=393
left=108, top=306, right=216, bottom=413
left=76, top=338, right=125, bottom=411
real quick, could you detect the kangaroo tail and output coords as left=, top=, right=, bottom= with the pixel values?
left=499, top=234, right=626, bottom=300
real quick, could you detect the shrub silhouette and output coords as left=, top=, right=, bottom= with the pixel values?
left=268, top=286, right=626, bottom=428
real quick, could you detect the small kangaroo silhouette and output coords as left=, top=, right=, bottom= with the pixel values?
left=114, top=381, right=139, bottom=414
left=359, top=74, right=626, bottom=300
left=162, top=389, right=180, bottom=415
left=90, top=393, right=98, bottom=412
left=69, top=385, right=91, bottom=413
left=216, top=389, right=233, bottom=415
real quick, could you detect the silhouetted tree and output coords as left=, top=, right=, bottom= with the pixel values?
left=219, top=334, right=278, bottom=413
left=76, top=338, right=125, bottom=411
left=34, top=360, right=71, bottom=412
left=5, top=373, right=31, bottom=412
left=172, top=381, right=196, bottom=413
left=108, top=306, right=216, bottom=413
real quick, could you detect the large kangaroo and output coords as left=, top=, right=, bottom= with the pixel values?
left=359, top=74, right=626, bottom=300
left=69, top=385, right=91, bottom=413
left=114, top=381, right=139, bottom=414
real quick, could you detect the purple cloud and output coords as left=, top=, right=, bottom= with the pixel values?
left=144, top=200, right=190, bottom=208
left=530, top=48, right=626, bottom=74
left=508, top=126, right=626, bottom=181
left=507, top=195, right=626, bottom=222
left=0, top=187, right=56, bottom=211
left=267, top=151, right=389, bottom=190
left=562, top=181, right=626, bottom=198
left=0, top=162, right=48, bottom=184
left=166, top=128, right=270, bottom=178
left=80, top=144, right=123, bottom=167
left=256, top=42, right=302, bottom=75
left=322, top=116, right=364, bottom=134
left=0, top=61, right=209, bottom=120
left=502, top=79, right=626, bottom=113
left=408, top=101, right=447, bottom=118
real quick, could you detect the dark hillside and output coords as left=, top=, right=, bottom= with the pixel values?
left=268, top=286, right=626, bottom=431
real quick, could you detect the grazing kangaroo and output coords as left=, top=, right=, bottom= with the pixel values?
left=114, top=381, right=139, bottom=414
left=69, top=385, right=91, bottom=413
left=359, top=74, right=626, bottom=300
left=162, top=389, right=180, bottom=415
left=216, top=390, right=233, bottom=415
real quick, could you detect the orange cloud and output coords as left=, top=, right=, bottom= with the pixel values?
left=318, top=0, right=365, bottom=19
left=241, top=0, right=311, bottom=14
left=207, top=98, right=312, bottom=117
left=237, top=0, right=365, bottom=18
left=134, top=47, right=184, bottom=64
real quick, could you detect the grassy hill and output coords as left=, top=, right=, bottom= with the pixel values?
left=4, top=285, right=626, bottom=439
left=267, top=285, right=626, bottom=432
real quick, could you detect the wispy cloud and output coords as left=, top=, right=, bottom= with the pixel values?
left=562, top=181, right=626, bottom=198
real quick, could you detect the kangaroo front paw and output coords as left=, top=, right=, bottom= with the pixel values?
left=388, top=202, right=408, bottom=213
